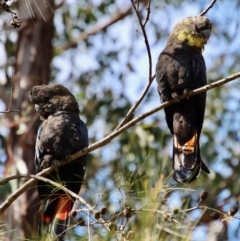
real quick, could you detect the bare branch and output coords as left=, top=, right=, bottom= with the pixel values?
left=116, top=1, right=153, bottom=130
left=0, top=174, right=90, bottom=209
left=143, top=0, right=151, bottom=27
left=131, top=0, right=152, bottom=80
left=115, top=75, right=155, bottom=130
left=0, top=69, right=20, bottom=113
left=0, top=77, right=20, bottom=113
left=0, top=110, right=20, bottom=113
left=58, top=7, right=132, bottom=53
left=0, top=72, right=240, bottom=213
left=140, top=206, right=230, bottom=221
left=0, top=174, right=110, bottom=231
left=6, top=71, right=14, bottom=111
left=199, top=0, right=217, bottom=16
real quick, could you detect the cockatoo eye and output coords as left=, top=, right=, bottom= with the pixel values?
left=43, top=93, right=50, bottom=102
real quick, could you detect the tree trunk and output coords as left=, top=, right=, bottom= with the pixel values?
left=1, top=0, right=54, bottom=239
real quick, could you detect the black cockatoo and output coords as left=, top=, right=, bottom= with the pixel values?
left=29, top=84, right=88, bottom=240
left=155, top=16, right=212, bottom=183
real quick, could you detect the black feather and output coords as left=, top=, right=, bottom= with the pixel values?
left=29, top=84, right=88, bottom=240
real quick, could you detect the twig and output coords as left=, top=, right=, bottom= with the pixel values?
left=199, top=0, right=217, bottom=16
left=141, top=205, right=238, bottom=221
left=6, top=68, right=14, bottom=112
left=131, top=0, right=152, bottom=82
left=15, top=174, right=93, bottom=209
left=0, top=110, right=20, bottom=113
left=0, top=173, right=110, bottom=231
left=88, top=209, right=91, bottom=241
left=181, top=205, right=240, bottom=221
left=0, top=68, right=20, bottom=113
left=0, top=72, right=240, bottom=213
left=58, top=7, right=132, bottom=53
left=115, top=75, right=155, bottom=130
left=116, top=1, right=153, bottom=130
left=180, top=205, right=223, bottom=215
left=143, top=0, right=151, bottom=27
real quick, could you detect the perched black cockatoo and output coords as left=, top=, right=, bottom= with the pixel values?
left=155, top=16, right=212, bottom=183
left=29, top=84, right=88, bottom=240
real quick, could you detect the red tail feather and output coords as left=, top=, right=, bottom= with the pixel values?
left=39, top=196, right=73, bottom=240
left=55, top=197, right=73, bottom=220
left=173, top=132, right=200, bottom=182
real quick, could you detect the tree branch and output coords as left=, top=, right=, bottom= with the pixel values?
left=58, top=7, right=132, bottom=53
left=115, top=1, right=153, bottom=130
left=0, top=81, right=20, bottom=113
left=199, top=0, right=217, bottom=16
left=0, top=174, right=110, bottom=231
left=0, top=174, right=90, bottom=210
left=0, top=71, right=240, bottom=213
left=0, top=110, right=20, bottom=113
left=143, top=0, right=151, bottom=27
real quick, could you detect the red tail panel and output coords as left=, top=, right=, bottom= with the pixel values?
left=41, top=214, right=52, bottom=223
left=55, top=197, right=73, bottom=220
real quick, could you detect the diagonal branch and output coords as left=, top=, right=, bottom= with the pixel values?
left=199, top=0, right=217, bottom=16
left=115, top=74, right=155, bottom=130
left=0, top=174, right=110, bottom=231
left=0, top=71, right=240, bottom=213
left=58, top=7, right=132, bottom=53
left=0, top=174, right=90, bottom=209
